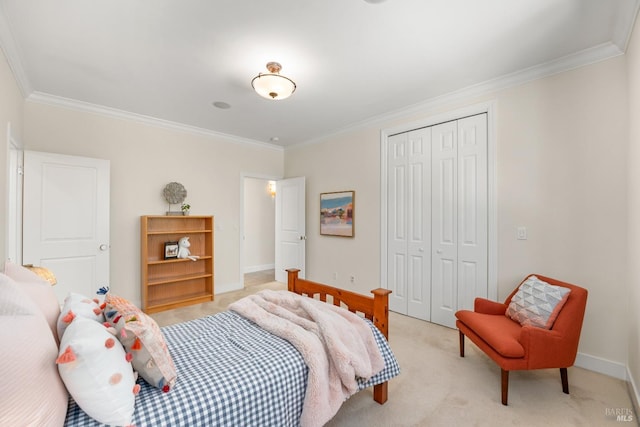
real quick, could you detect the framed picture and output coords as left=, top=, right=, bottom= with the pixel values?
left=164, top=241, right=179, bottom=259
left=320, top=191, right=355, bottom=237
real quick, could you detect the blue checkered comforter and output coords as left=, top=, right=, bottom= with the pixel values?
left=64, top=311, right=400, bottom=426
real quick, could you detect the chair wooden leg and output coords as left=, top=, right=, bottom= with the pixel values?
left=560, top=367, right=569, bottom=394
left=501, top=369, right=509, bottom=405
left=459, top=330, right=465, bottom=357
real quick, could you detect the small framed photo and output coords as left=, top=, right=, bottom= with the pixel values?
left=320, top=190, right=355, bottom=237
left=164, top=241, right=179, bottom=259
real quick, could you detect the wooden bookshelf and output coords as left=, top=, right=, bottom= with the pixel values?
left=140, top=215, right=214, bottom=313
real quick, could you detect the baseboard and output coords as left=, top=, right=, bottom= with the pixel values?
left=574, top=352, right=627, bottom=380
left=627, top=366, right=640, bottom=417
left=215, top=282, right=243, bottom=295
left=244, top=264, right=275, bottom=273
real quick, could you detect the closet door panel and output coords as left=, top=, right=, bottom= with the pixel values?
left=407, top=129, right=431, bottom=320
left=431, top=121, right=458, bottom=328
left=457, top=114, right=488, bottom=310
left=387, top=133, right=408, bottom=313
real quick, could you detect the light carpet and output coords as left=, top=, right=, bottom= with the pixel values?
left=151, top=281, right=637, bottom=427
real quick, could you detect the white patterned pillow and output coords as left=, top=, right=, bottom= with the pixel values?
left=57, top=292, right=105, bottom=339
left=506, top=276, right=571, bottom=329
left=56, top=316, right=137, bottom=425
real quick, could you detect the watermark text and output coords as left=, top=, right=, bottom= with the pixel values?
left=606, top=408, right=634, bottom=422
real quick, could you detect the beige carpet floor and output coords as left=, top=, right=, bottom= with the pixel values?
left=151, top=281, right=637, bottom=427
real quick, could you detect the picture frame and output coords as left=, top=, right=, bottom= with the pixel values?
left=320, top=190, right=355, bottom=237
left=164, top=241, right=179, bottom=259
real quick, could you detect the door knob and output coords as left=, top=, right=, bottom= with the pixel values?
left=99, top=244, right=109, bottom=251
left=436, top=249, right=443, bottom=254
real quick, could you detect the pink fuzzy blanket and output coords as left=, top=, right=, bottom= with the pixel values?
left=228, top=289, right=384, bottom=427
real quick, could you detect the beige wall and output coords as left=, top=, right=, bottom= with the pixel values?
left=626, top=12, right=640, bottom=403
left=496, top=60, right=628, bottom=366
left=286, top=56, right=629, bottom=370
left=286, top=127, right=382, bottom=289
left=22, top=101, right=284, bottom=303
left=0, top=48, right=25, bottom=265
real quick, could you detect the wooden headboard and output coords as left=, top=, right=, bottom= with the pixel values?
left=286, top=268, right=392, bottom=404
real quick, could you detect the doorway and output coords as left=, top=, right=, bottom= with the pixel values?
left=242, top=176, right=276, bottom=287
left=240, top=175, right=306, bottom=289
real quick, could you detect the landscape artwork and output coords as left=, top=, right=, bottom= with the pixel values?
left=320, top=191, right=354, bottom=237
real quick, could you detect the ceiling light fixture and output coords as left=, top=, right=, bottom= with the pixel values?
left=251, top=62, right=296, bottom=100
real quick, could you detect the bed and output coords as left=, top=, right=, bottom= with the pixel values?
left=61, top=268, right=400, bottom=427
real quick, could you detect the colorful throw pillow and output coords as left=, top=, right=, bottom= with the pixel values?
left=4, top=261, right=61, bottom=342
left=506, top=275, right=571, bottom=329
left=105, top=293, right=177, bottom=391
left=0, top=273, right=68, bottom=426
left=56, top=316, right=137, bottom=426
left=57, top=292, right=105, bottom=339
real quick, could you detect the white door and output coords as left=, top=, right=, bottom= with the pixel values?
left=23, top=151, right=110, bottom=302
left=431, top=115, right=488, bottom=328
left=387, top=128, right=431, bottom=320
left=274, top=176, right=306, bottom=283
left=456, top=115, right=488, bottom=312
left=431, top=121, right=459, bottom=327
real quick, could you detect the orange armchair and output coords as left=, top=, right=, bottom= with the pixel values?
left=455, top=274, right=588, bottom=405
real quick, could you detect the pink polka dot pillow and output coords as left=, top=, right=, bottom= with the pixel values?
left=56, top=316, right=137, bottom=425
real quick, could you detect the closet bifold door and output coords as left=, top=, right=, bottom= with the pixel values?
left=387, top=128, right=432, bottom=321
left=431, top=114, right=488, bottom=328
left=456, top=115, right=488, bottom=313
left=430, top=121, right=459, bottom=327
left=386, top=113, right=488, bottom=327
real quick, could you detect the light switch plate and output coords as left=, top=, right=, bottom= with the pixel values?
left=517, top=226, right=527, bottom=240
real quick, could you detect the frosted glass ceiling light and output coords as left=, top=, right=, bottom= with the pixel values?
left=251, top=62, right=296, bottom=100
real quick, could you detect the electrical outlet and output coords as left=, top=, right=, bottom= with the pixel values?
left=350, top=275, right=355, bottom=283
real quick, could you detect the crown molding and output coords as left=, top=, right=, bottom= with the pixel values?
left=26, top=92, right=284, bottom=152
left=613, top=0, right=640, bottom=52
left=288, top=41, right=624, bottom=150
left=16, top=40, right=628, bottom=153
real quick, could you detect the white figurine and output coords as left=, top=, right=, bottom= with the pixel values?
left=177, top=237, right=199, bottom=261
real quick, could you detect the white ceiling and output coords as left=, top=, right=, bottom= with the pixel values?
left=0, top=0, right=638, bottom=147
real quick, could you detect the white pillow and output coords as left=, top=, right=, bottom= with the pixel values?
left=57, top=292, right=105, bottom=339
left=3, top=261, right=61, bottom=343
left=56, top=316, right=136, bottom=425
left=0, top=273, right=68, bottom=425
